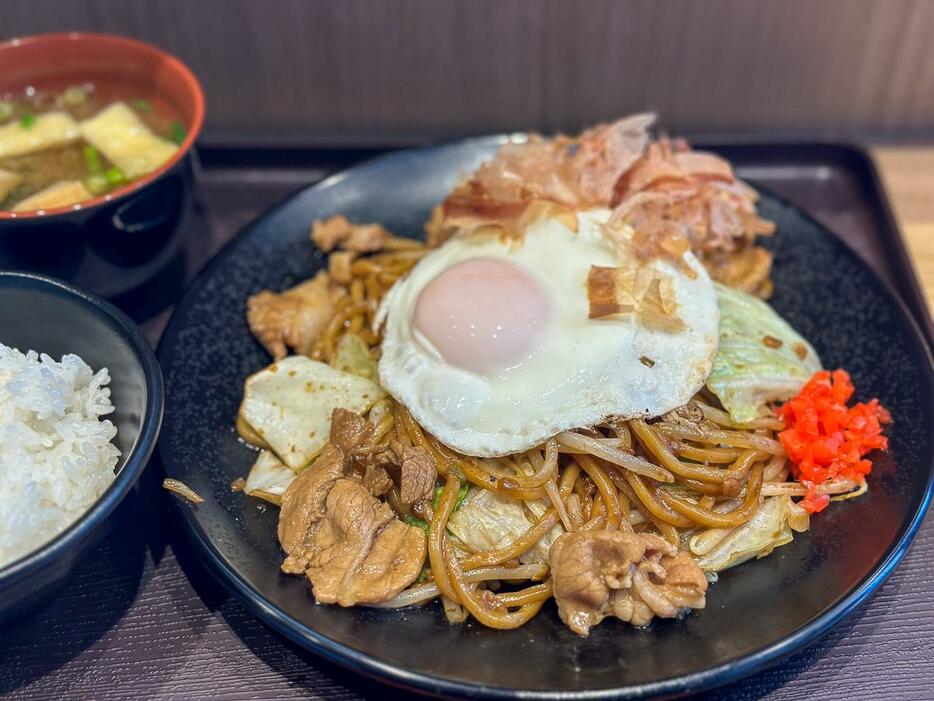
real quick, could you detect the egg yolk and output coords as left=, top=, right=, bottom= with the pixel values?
left=412, top=257, right=552, bottom=375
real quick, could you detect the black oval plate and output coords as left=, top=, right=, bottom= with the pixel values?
left=157, top=138, right=934, bottom=699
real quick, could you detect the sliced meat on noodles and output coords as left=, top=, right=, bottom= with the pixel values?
left=302, top=479, right=424, bottom=605
left=550, top=529, right=707, bottom=636
left=362, top=462, right=393, bottom=498
left=369, top=440, right=438, bottom=508
left=277, top=442, right=426, bottom=605
left=329, top=407, right=372, bottom=454
left=247, top=270, right=335, bottom=360
left=311, top=214, right=391, bottom=253
left=278, top=444, right=345, bottom=573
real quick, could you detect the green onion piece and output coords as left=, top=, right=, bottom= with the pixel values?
left=169, top=120, right=186, bottom=145
left=19, top=112, right=36, bottom=129
left=0, top=102, right=13, bottom=122
left=415, top=565, right=430, bottom=584
left=402, top=514, right=429, bottom=535
left=104, top=167, right=127, bottom=186
left=83, top=144, right=102, bottom=174
left=84, top=173, right=110, bottom=196
left=431, top=484, right=469, bottom=511
left=63, top=85, right=88, bottom=106
left=130, top=98, right=152, bottom=112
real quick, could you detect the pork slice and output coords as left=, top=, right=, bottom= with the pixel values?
left=302, top=478, right=425, bottom=606
left=311, top=214, right=391, bottom=253
left=247, top=270, right=334, bottom=360
left=550, top=529, right=707, bottom=636
left=302, top=478, right=395, bottom=603
left=278, top=444, right=345, bottom=571
left=329, top=408, right=372, bottom=454
left=369, top=440, right=437, bottom=507
left=344, top=519, right=427, bottom=605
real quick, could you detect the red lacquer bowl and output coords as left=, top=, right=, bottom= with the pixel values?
left=0, top=32, right=204, bottom=219
left=0, top=33, right=205, bottom=280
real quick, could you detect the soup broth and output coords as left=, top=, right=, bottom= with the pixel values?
left=0, top=81, right=186, bottom=213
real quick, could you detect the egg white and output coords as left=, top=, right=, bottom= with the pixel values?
left=377, top=209, right=720, bottom=457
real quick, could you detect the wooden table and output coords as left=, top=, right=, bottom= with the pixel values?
left=872, top=147, right=934, bottom=314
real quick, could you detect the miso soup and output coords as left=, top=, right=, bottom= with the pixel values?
left=0, top=81, right=187, bottom=213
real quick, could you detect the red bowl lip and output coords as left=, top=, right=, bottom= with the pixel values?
left=0, top=31, right=205, bottom=221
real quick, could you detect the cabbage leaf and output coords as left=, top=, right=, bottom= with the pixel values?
left=692, top=495, right=809, bottom=572
left=447, top=488, right=562, bottom=564
left=331, top=333, right=378, bottom=382
left=707, top=283, right=821, bottom=423
left=238, top=355, right=384, bottom=470
left=244, top=449, right=295, bottom=505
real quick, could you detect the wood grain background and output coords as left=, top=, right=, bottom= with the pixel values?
left=2, top=0, right=933, bottom=146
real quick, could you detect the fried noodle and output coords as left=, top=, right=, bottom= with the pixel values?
left=293, top=236, right=797, bottom=630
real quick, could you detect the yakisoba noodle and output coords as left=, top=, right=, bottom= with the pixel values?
left=240, top=116, right=890, bottom=636
left=305, top=236, right=805, bottom=629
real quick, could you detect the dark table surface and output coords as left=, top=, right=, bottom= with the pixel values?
left=2, top=145, right=932, bottom=700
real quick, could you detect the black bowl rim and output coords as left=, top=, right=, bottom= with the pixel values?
left=0, top=270, right=164, bottom=584
left=157, top=135, right=934, bottom=699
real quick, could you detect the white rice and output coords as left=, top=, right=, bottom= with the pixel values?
left=0, top=343, right=120, bottom=569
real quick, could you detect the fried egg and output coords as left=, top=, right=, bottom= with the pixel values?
left=377, top=210, right=719, bottom=456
